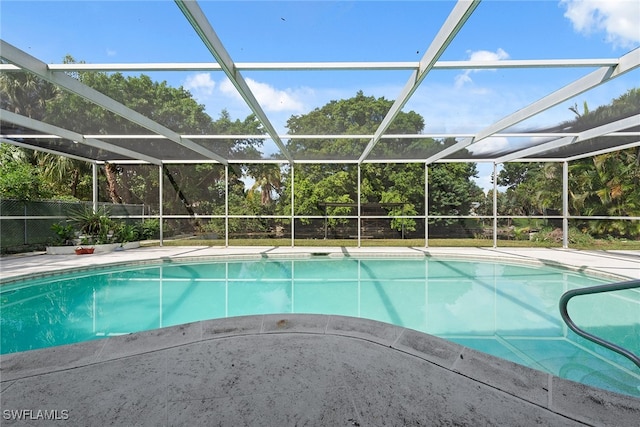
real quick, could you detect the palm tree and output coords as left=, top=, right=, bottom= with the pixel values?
left=247, top=164, right=282, bottom=205
left=35, top=152, right=90, bottom=199
left=570, top=148, right=640, bottom=237
left=0, top=71, right=59, bottom=118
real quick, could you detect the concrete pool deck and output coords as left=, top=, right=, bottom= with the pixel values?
left=1, top=245, right=639, bottom=283
left=1, top=247, right=639, bottom=426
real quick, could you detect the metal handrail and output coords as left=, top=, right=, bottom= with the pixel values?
left=559, top=279, right=640, bottom=369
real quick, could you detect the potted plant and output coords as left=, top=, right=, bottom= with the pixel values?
left=74, top=246, right=95, bottom=255
left=46, top=205, right=152, bottom=255
left=69, top=205, right=114, bottom=245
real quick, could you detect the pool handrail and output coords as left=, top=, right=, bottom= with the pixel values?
left=559, top=279, right=640, bottom=369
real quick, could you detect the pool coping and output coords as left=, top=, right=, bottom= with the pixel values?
left=1, top=315, right=638, bottom=425
left=1, top=246, right=639, bottom=285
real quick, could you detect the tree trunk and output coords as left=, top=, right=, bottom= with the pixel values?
left=105, top=163, right=122, bottom=204
left=70, top=169, right=80, bottom=198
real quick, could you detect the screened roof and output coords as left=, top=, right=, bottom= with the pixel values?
left=1, top=0, right=639, bottom=166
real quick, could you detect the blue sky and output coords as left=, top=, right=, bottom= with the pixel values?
left=1, top=0, right=639, bottom=189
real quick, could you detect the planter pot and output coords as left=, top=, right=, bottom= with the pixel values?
left=74, top=247, right=95, bottom=255
left=121, top=241, right=141, bottom=250
left=46, top=241, right=140, bottom=255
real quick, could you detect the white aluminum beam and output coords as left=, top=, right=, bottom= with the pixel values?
left=425, top=48, right=640, bottom=164
left=495, top=114, right=640, bottom=162
left=495, top=136, right=576, bottom=163
left=0, top=40, right=228, bottom=165
left=565, top=140, right=640, bottom=162
left=175, top=0, right=294, bottom=163
left=359, top=0, right=480, bottom=163
left=80, top=132, right=611, bottom=140
left=0, top=138, right=95, bottom=163
left=86, top=132, right=621, bottom=140
left=0, top=58, right=619, bottom=73
left=0, top=109, right=162, bottom=165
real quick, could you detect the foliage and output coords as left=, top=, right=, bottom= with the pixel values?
left=569, top=148, right=640, bottom=237
left=157, top=236, right=640, bottom=250
left=247, top=164, right=282, bottom=206
left=428, top=163, right=482, bottom=225
left=112, top=223, right=140, bottom=244
left=529, top=227, right=595, bottom=246
left=2, top=55, right=637, bottom=243
left=497, top=88, right=639, bottom=239
left=50, top=223, right=76, bottom=246
left=497, top=162, right=562, bottom=215
left=5, top=56, right=264, bottom=212
left=0, top=151, right=52, bottom=200
left=0, top=67, right=92, bottom=200
left=0, top=69, right=60, bottom=118
left=0, top=56, right=269, bottom=231
left=280, top=92, right=482, bottom=233
left=68, top=205, right=114, bottom=244
left=139, top=219, right=160, bottom=240
left=49, top=210, right=158, bottom=246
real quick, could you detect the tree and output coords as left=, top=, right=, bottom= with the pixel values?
left=42, top=57, right=266, bottom=214
left=570, top=148, right=640, bottom=237
left=44, top=59, right=216, bottom=205
left=497, top=88, right=640, bottom=238
left=0, top=144, right=52, bottom=200
left=567, top=89, right=640, bottom=237
left=1, top=56, right=270, bottom=236
left=247, top=164, right=282, bottom=206
left=497, top=162, right=562, bottom=216
left=428, top=162, right=483, bottom=220
left=278, top=91, right=481, bottom=235
left=0, top=70, right=59, bottom=118
left=0, top=69, right=74, bottom=199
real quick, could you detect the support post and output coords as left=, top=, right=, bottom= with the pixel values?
left=493, top=162, right=498, bottom=248
left=291, top=165, right=295, bottom=247
left=425, top=164, right=429, bottom=248
left=563, top=161, right=569, bottom=249
left=159, top=164, right=163, bottom=246
left=357, top=164, right=361, bottom=248
left=92, top=163, right=98, bottom=213
left=225, top=165, right=229, bottom=247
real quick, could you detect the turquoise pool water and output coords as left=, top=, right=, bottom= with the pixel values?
left=1, top=257, right=638, bottom=396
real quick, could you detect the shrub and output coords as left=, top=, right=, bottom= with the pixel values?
left=50, top=223, right=75, bottom=246
left=140, top=219, right=160, bottom=239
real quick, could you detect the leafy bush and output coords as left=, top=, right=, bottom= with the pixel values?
left=69, top=205, right=113, bottom=242
left=530, top=227, right=595, bottom=245
left=50, top=223, right=75, bottom=246
left=113, top=223, right=140, bottom=243
left=139, top=219, right=160, bottom=239
left=568, top=227, right=595, bottom=245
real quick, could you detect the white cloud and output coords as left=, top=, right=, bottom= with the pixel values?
left=181, top=74, right=312, bottom=132
left=219, top=77, right=307, bottom=112
left=468, top=48, right=510, bottom=62
left=454, top=48, right=510, bottom=89
left=106, top=48, right=117, bottom=57
left=467, top=136, right=509, bottom=155
left=454, top=73, right=472, bottom=89
left=561, top=0, right=640, bottom=48
left=218, top=78, right=238, bottom=98
left=183, top=73, right=216, bottom=98
left=404, top=81, right=522, bottom=134
left=248, top=78, right=306, bottom=112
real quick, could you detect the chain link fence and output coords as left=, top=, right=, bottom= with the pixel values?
left=0, top=200, right=145, bottom=254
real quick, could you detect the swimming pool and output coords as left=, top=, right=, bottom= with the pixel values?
left=1, top=256, right=638, bottom=397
